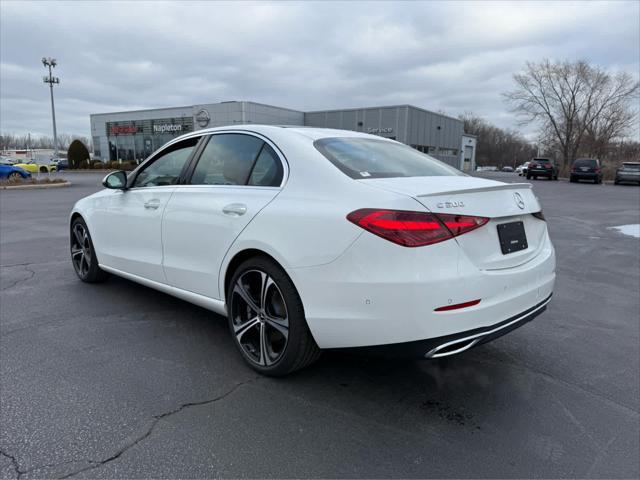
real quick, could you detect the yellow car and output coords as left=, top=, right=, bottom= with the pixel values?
left=13, top=160, right=57, bottom=173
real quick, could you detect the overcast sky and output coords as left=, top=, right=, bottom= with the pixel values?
left=1, top=0, right=638, bottom=140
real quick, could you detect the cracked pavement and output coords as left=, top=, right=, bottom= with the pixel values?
left=1, top=172, right=639, bottom=478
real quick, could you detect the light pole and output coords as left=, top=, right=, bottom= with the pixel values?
left=42, top=57, right=60, bottom=157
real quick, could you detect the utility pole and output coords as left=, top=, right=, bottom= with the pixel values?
left=42, top=57, right=60, bottom=157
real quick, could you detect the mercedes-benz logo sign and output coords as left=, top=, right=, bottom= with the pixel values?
left=195, top=109, right=210, bottom=128
left=513, top=192, right=525, bottom=210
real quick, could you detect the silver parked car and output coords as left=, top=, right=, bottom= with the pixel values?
left=614, top=162, right=640, bottom=185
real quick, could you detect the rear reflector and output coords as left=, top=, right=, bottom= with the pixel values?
left=435, top=299, right=481, bottom=312
left=346, top=209, right=489, bottom=247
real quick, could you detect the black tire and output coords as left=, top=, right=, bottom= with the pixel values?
left=227, top=255, right=321, bottom=376
left=614, top=179, right=619, bottom=185
left=570, top=176, right=576, bottom=183
left=70, top=217, right=108, bottom=283
left=39, top=166, right=48, bottom=173
left=526, top=174, right=531, bottom=180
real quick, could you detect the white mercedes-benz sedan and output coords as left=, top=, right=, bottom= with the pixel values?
left=70, top=126, right=555, bottom=375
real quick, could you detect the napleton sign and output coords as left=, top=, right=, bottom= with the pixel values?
left=153, top=124, right=183, bottom=133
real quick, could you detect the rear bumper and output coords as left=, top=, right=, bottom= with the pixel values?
left=571, top=172, right=599, bottom=179
left=289, top=228, right=556, bottom=349
left=528, top=169, right=553, bottom=176
left=616, top=174, right=640, bottom=182
left=343, top=293, right=552, bottom=358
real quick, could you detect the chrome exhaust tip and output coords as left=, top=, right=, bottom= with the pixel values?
left=424, top=337, right=481, bottom=359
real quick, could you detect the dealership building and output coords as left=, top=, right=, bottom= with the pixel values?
left=90, top=101, right=476, bottom=171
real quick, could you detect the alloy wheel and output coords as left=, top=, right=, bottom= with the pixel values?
left=71, top=223, right=92, bottom=278
left=230, top=269, right=289, bottom=366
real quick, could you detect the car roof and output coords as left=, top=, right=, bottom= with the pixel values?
left=178, top=124, right=386, bottom=142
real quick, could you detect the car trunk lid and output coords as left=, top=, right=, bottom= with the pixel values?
left=359, top=176, right=547, bottom=270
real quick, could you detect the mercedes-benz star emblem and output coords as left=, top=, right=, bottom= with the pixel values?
left=513, top=192, right=525, bottom=210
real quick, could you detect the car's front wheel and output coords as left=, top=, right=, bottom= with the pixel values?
left=8, top=172, right=22, bottom=180
left=227, top=256, right=321, bottom=376
left=70, top=217, right=108, bottom=283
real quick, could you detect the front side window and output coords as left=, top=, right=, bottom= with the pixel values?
left=190, top=134, right=282, bottom=186
left=314, top=137, right=463, bottom=179
left=133, top=137, right=198, bottom=188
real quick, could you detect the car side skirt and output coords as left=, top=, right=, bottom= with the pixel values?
left=99, top=264, right=227, bottom=316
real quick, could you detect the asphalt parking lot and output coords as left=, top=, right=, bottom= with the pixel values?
left=1, top=171, right=639, bottom=479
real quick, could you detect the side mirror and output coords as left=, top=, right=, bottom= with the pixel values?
left=102, top=170, right=127, bottom=190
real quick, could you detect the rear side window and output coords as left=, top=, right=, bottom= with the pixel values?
left=573, top=159, right=598, bottom=168
left=191, top=134, right=264, bottom=185
left=622, top=163, right=640, bottom=171
left=248, top=144, right=283, bottom=187
left=314, top=137, right=463, bottom=179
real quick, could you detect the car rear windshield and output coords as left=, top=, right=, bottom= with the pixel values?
left=533, top=158, right=552, bottom=165
left=622, top=163, right=640, bottom=171
left=573, top=159, right=598, bottom=167
left=313, top=137, right=463, bottom=179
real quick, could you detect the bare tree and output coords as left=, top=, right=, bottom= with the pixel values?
left=504, top=59, right=639, bottom=166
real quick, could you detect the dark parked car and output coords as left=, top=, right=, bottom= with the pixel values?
left=54, top=158, right=69, bottom=170
left=527, top=158, right=558, bottom=180
left=614, top=162, right=640, bottom=185
left=570, top=158, right=602, bottom=184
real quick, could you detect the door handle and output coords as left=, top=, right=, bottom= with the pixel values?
left=144, top=199, right=160, bottom=210
left=222, top=203, right=247, bottom=216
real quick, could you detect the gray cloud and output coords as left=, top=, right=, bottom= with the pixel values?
left=1, top=0, right=638, bottom=139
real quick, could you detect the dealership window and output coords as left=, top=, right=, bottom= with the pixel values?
left=190, top=134, right=264, bottom=186
left=133, top=137, right=199, bottom=188
left=92, top=137, right=101, bottom=159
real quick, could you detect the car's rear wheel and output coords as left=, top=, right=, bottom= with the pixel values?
left=227, top=256, right=321, bottom=376
left=70, top=217, right=108, bottom=283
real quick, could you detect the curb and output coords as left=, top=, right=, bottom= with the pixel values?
left=1, top=181, right=72, bottom=190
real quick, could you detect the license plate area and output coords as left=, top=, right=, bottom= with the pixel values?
left=497, top=221, right=528, bottom=255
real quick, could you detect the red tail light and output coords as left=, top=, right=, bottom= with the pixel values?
left=595, top=168, right=601, bottom=173
left=346, top=209, right=489, bottom=247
